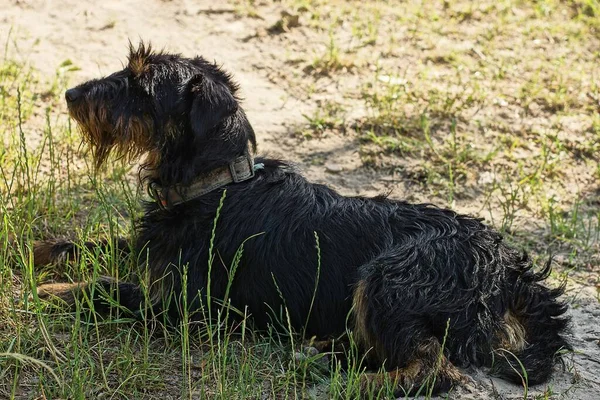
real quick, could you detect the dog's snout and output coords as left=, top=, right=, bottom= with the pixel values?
left=65, top=88, right=82, bottom=103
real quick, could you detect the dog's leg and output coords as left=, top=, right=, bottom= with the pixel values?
left=352, top=273, right=468, bottom=396
left=33, top=237, right=131, bottom=266
left=303, top=336, right=349, bottom=353
left=38, top=276, right=144, bottom=315
left=300, top=336, right=351, bottom=368
left=358, top=338, right=468, bottom=397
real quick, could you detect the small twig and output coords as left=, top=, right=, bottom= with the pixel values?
left=197, top=8, right=236, bottom=15
left=471, top=47, right=487, bottom=61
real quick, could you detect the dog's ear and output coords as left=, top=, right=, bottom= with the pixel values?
left=188, top=75, right=238, bottom=140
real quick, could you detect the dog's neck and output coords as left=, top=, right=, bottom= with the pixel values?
left=145, top=151, right=262, bottom=209
left=139, top=108, right=259, bottom=208
left=143, top=109, right=257, bottom=186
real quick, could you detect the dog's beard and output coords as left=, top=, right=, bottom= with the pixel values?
left=69, top=104, right=154, bottom=169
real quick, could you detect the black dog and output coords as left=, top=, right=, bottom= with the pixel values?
left=35, top=43, right=570, bottom=395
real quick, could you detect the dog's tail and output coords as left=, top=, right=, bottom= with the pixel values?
left=492, top=256, right=571, bottom=385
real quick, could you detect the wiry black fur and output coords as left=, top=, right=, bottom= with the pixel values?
left=37, top=43, right=571, bottom=394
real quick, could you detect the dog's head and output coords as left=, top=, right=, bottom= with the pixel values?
left=65, top=42, right=255, bottom=171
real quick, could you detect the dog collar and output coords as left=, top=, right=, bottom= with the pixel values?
left=147, top=152, right=263, bottom=209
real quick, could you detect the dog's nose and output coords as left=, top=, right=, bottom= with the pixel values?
left=65, top=88, right=82, bottom=103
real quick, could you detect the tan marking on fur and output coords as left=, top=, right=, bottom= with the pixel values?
left=138, top=119, right=166, bottom=178
left=438, top=357, right=468, bottom=383
left=74, top=113, right=153, bottom=169
left=352, top=280, right=385, bottom=362
left=416, top=339, right=467, bottom=383
left=128, top=53, right=149, bottom=76
left=417, top=338, right=440, bottom=356
left=499, top=310, right=527, bottom=351
left=352, top=280, right=369, bottom=343
left=140, top=150, right=162, bottom=180
left=125, top=115, right=152, bottom=143
left=361, top=341, right=468, bottom=395
left=305, top=338, right=333, bottom=353
left=116, top=115, right=153, bottom=152
left=69, top=97, right=115, bottom=167
left=38, top=276, right=123, bottom=309
left=37, top=282, right=87, bottom=305
left=70, top=93, right=155, bottom=168
left=361, top=360, right=424, bottom=391
left=393, top=359, right=424, bottom=382
left=33, top=241, right=58, bottom=266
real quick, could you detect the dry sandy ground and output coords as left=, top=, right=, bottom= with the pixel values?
left=1, top=0, right=599, bottom=398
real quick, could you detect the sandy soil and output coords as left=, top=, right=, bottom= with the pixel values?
left=1, top=0, right=599, bottom=398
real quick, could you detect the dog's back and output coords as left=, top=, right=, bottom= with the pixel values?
left=135, top=156, right=569, bottom=388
